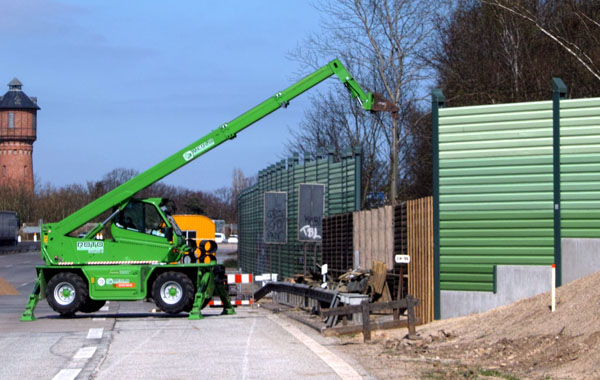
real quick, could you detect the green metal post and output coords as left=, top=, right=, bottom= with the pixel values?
left=432, top=88, right=445, bottom=320
left=552, top=78, right=567, bottom=287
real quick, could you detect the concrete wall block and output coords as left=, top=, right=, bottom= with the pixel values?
left=441, top=265, right=552, bottom=319
left=562, top=238, right=600, bottom=284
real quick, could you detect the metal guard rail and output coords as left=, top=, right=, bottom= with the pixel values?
left=254, top=282, right=336, bottom=304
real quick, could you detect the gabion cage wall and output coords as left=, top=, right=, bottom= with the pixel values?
left=238, top=147, right=361, bottom=278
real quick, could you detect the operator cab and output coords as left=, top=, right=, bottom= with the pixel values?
left=113, top=198, right=183, bottom=242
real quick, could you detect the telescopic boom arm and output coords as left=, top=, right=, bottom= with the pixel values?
left=50, top=59, right=396, bottom=236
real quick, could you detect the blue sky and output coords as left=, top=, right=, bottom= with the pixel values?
left=0, top=1, right=326, bottom=192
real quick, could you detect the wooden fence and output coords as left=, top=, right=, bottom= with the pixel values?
left=321, top=197, right=434, bottom=324
left=353, top=205, right=394, bottom=270
left=407, top=196, right=434, bottom=324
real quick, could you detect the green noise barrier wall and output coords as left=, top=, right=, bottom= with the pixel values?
left=560, top=97, right=600, bottom=238
left=237, top=147, right=361, bottom=278
left=433, top=80, right=600, bottom=318
left=438, top=100, right=555, bottom=292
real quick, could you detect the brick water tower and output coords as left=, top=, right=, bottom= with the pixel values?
left=0, top=78, right=40, bottom=191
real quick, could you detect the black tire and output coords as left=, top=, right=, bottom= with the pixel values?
left=46, top=272, right=88, bottom=316
left=80, top=298, right=106, bottom=313
left=152, top=272, right=194, bottom=314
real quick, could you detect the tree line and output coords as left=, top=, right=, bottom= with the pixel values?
left=3, top=1, right=600, bottom=221
left=0, top=167, right=254, bottom=225
left=286, top=0, right=600, bottom=208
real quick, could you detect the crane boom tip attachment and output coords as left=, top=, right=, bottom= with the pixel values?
left=370, top=92, right=399, bottom=115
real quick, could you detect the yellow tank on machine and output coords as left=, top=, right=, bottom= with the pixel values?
left=173, top=215, right=217, bottom=263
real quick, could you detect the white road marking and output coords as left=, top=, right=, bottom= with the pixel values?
left=74, top=346, right=97, bottom=359
left=87, top=328, right=103, bottom=339
left=99, top=305, right=109, bottom=312
left=99, top=320, right=173, bottom=375
left=269, top=314, right=363, bottom=380
left=106, top=301, right=110, bottom=304
left=19, top=282, right=30, bottom=287
left=241, top=316, right=257, bottom=380
left=93, top=317, right=106, bottom=321
left=51, top=369, right=81, bottom=380
left=5, top=264, right=13, bottom=268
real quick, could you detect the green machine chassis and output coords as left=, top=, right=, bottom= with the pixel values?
left=22, top=263, right=232, bottom=321
left=21, top=59, right=396, bottom=321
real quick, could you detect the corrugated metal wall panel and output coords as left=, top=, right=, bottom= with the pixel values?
left=560, top=98, right=600, bottom=238
left=438, top=101, right=554, bottom=292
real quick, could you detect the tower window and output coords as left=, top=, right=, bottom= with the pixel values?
left=2, top=165, right=6, bottom=177
left=8, top=112, right=14, bottom=128
left=24, top=165, right=27, bottom=177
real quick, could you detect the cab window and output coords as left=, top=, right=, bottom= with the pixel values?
left=116, top=201, right=166, bottom=237
left=144, top=203, right=165, bottom=237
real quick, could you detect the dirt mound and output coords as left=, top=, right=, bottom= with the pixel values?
left=0, top=276, right=18, bottom=295
left=337, top=270, right=600, bottom=379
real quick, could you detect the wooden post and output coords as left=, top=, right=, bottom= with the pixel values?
left=268, top=245, right=272, bottom=274
left=303, top=243, right=307, bottom=276
left=407, top=294, right=417, bottom=338
left=361, top=300, right=371, bottom=342
left=393, top=265, right=404, bottom=320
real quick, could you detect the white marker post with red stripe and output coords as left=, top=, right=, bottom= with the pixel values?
left=551, top=264, right=556, bottom=312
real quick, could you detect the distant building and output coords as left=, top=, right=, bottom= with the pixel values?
left=0, top=78, right=40, bottom=191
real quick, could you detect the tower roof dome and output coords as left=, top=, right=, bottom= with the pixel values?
left=8, top=78, right=23, bottom=90
left=0, top=78, right=40, bottom=110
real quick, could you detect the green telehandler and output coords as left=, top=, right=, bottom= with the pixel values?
left=21, top=59, right=397, bottom=321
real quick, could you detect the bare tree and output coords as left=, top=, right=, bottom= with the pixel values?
left=285, top=90, right=386, bottom=208
left=289, top=0, right=446, bottom=205
left=483, top=0, right=600, bottom=81
left=433, top=0, right=600, bottom=106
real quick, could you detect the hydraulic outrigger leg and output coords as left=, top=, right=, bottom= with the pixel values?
left=21, top=271, right=46, bottom=322
left=188, top=268, right=234, bottom=320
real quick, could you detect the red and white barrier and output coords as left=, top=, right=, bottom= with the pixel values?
left=227, top=273, right=253, bottom=284
left=209, top=299, right=253, bottom=306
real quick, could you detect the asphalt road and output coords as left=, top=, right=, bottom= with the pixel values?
left=0, top=250, right=371, bottom=380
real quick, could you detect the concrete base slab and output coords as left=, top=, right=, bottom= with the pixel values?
left=441, top=265, right=552, bottom=319
left=562, top=238, right=600, bottom=284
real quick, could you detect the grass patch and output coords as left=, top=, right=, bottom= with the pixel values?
left=421, top=366, right=520, bottom=380
left=478, top=369, right=519, bottom=380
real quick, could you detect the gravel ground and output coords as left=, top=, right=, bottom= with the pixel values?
left=331, top=271, right=600, bottom=379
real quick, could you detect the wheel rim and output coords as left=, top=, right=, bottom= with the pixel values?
left=54, top=282, right=76, bottom=306
left=160, top=281, right=182, bottom=305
